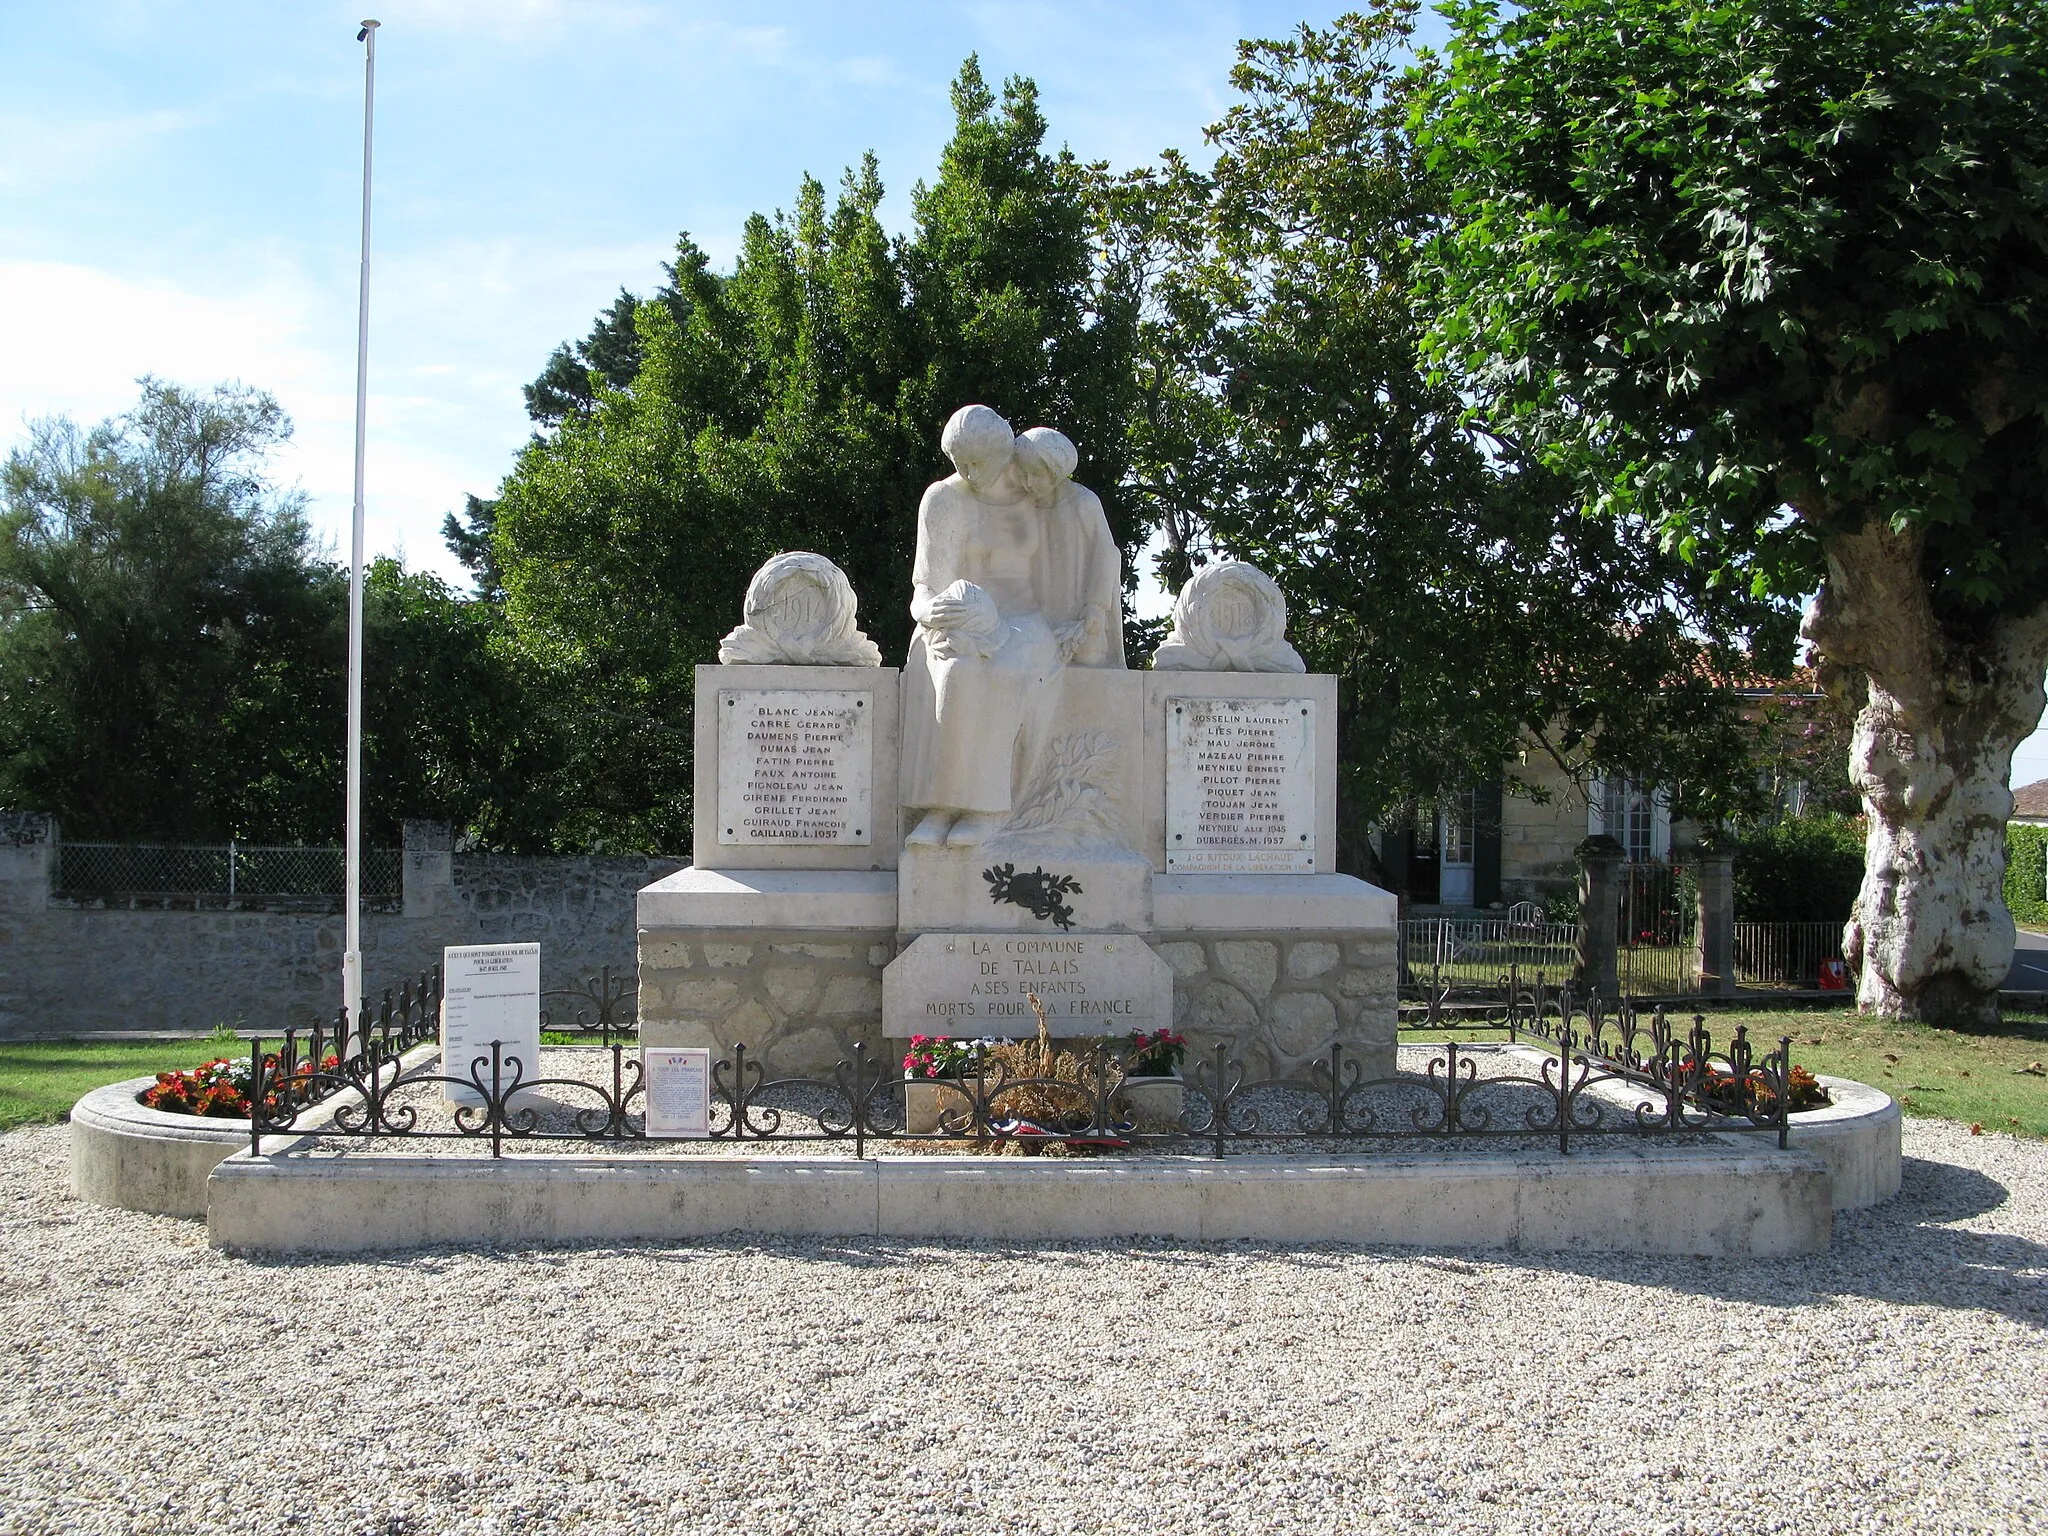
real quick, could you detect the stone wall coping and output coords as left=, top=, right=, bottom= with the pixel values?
left=637, top=867, right=898, bottom=931
left=1153, top=872, right=1396, bottom=931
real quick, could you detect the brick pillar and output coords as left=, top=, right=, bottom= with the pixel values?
left=1575, top=834, right=1623, bottom=1001
left=1694, top=849, right=1737, bottom=998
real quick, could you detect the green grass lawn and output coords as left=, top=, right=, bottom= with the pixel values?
left=0, top=1034, right=629, bottom=1133
left=1407, top=1005, right=2048, bottom=1137
left=0, top=1038, right=259, bottom=1132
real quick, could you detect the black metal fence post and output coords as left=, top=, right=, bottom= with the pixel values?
left=1778, top=1034, right=1793, bottom=1150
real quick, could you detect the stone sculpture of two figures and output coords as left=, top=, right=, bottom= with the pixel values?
left=718, top=400, right=1306, bottom=854
left=899, top=405, right=1125, bottom=850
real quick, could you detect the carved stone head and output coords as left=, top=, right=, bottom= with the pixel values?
left=940, top=404, right=1016, bottom=497
left=1013, top=426, right=1078, bottom=509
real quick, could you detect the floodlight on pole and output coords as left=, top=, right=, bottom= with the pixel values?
left=343, top=18, right=379, bottom=1042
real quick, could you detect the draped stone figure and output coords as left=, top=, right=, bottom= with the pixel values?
left=900, top=406, right=1126, bottom=849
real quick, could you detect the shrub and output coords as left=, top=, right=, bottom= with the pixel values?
left=2008, top=824, right=2048, bottom=932
left=1733, top=815, right=1865, bottom=924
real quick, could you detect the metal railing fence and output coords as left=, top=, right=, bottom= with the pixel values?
left=1400, top=916, right=1579, bottom=990
left=1736, top=921, right=1846, bottom=988
left=55, top=841, right=402, bottom=900
left=247, top=984, right=1794, bottom=1162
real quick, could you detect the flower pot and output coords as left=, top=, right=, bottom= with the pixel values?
left=904, top=1075, right=981, bottom=1135
left=1117, top=1074, right=1184, bottom=1133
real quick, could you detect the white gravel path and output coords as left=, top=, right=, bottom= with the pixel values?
left=2, top=1118, right=2043, bottom=1536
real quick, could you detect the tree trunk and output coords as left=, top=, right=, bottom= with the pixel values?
left=1803, top=524, right=2048, bottom=1025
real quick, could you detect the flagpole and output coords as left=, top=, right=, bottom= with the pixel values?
left=344, top=18, right=379, bottom=1045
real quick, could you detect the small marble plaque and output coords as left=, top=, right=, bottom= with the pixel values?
left=1165, top=696, right=1316, bottom=872
left=716, top=688, right=873, bottom=845
left=883, top=932, right=1174, bottom=1038
left=642, top=1046, right=712, bottom=1137
left=440, top=943, right=540, bottom=1106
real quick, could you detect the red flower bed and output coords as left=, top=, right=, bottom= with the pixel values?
left=140, top=1053, right=342, bottom=1119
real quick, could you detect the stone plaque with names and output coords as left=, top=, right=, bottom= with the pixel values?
left=642, top=1046, right=712, bottom=1137
left=883, top=932, right=1174, bottom=1039
left=440, top=943, right=541, bottom=1106
left=1165, top=696, right=1317, bottom=872
left=717, top=688, right=874, bottom=846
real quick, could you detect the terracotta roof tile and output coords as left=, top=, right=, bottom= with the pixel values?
left=2016, top=779, right=2048, bottom=821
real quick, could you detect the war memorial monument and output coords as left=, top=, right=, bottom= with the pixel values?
left=635, top=403, right=1398, bottom=1081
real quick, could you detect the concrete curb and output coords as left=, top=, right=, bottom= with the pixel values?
left=70, top=1077, right=253, bottom=1218
left=1792, top=1075, right=1902, bottom=1209
left=207, top=1140, right=1833, bottom=1257
left=69, top=1043, right=440, bottom=1217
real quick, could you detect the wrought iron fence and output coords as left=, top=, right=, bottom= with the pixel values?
left=1737, top=921, right=1846, bottom=988
left=251, top=965, right=444, bottom=1122
left=540, top=966, right=637, bottom=1045
left=250, top=984, right=1791, bottom=1161
left=55, top=841, right=402, bottom=901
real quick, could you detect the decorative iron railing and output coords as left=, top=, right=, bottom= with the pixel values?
left=248, top=983, right=1791, bottom=1162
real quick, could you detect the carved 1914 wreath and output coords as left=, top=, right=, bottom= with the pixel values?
left=982, top=863, right=1083, bottom=931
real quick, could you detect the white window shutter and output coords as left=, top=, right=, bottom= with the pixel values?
left=1587, top=774, right=1606, bottom=837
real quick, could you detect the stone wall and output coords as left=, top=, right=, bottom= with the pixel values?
left=0, top=814, right=681, bottom=1039
left=1500, top=747, right=1594, bottom=907
left=634, top=920, right=1398, bottom=1081
left=637, top=928, right=896, bottom=1074
left=1157, top=928, right=1397, bottom=1079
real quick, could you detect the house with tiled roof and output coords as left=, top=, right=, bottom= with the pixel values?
left=2015, top=779, right=2048, bottom=826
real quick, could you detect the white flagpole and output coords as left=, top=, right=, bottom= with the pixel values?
left=343, top=18, right=379, bottom=1044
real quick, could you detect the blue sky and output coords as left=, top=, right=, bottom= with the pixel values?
left=4, top=0, right=2044, bottom=786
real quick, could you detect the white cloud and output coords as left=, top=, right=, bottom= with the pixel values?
left=0, top=240, right=667, bottom=585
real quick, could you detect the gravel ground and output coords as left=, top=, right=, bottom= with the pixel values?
left=3, top=1118, right=2043, bottom=1536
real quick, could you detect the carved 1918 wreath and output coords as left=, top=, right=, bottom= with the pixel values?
left=982, top=863, right=1083, bottom=931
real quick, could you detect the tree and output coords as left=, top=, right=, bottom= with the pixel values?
left=0, top=379, right=341, bottom=841
left=1419, top=0, right=2048, bottom=1022
left=0, top=379, right=549, bottom=848
left=487, top=58, right=1140, bottom=850
left=1118, top=8, right=1793, bottom=871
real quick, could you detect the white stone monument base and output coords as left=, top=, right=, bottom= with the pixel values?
left=896, top=839, right=1153, bottom=935
left=639, top=868, right=1401, bottom=1081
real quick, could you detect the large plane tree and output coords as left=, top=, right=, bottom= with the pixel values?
left=1419, top=0, right=2048, bottom=1022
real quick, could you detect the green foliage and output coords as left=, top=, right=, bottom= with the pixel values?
left=0, top=380, right=339, bottom=840
left=2008, top=823, right=2048, bottom=931
left=1417, top=0, right=2048, bottom=619
left=1734, top=815, right=1866, bottom=924
left=489, top=58, right=1141, bottom=851
left=0, top=381, right=548, bottom=847
left=1115, top=7, right=1796, bottom=868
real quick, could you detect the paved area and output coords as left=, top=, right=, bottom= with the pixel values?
left=1, top=1118, right=2043, bottom=1535
left=2009, top=927, right=2048, bottom=993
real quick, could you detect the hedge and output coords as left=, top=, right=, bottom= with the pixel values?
left=1733, top=816, right=1865, bottom=924
left=2010, top=824, right=2048, bottom=932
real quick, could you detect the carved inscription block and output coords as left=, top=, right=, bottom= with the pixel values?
left=883, top=932, right=1173, bottom=1039
left=716, top=688, right=873, bottom=845
left=1165, top=696, right=1316, bottom=872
